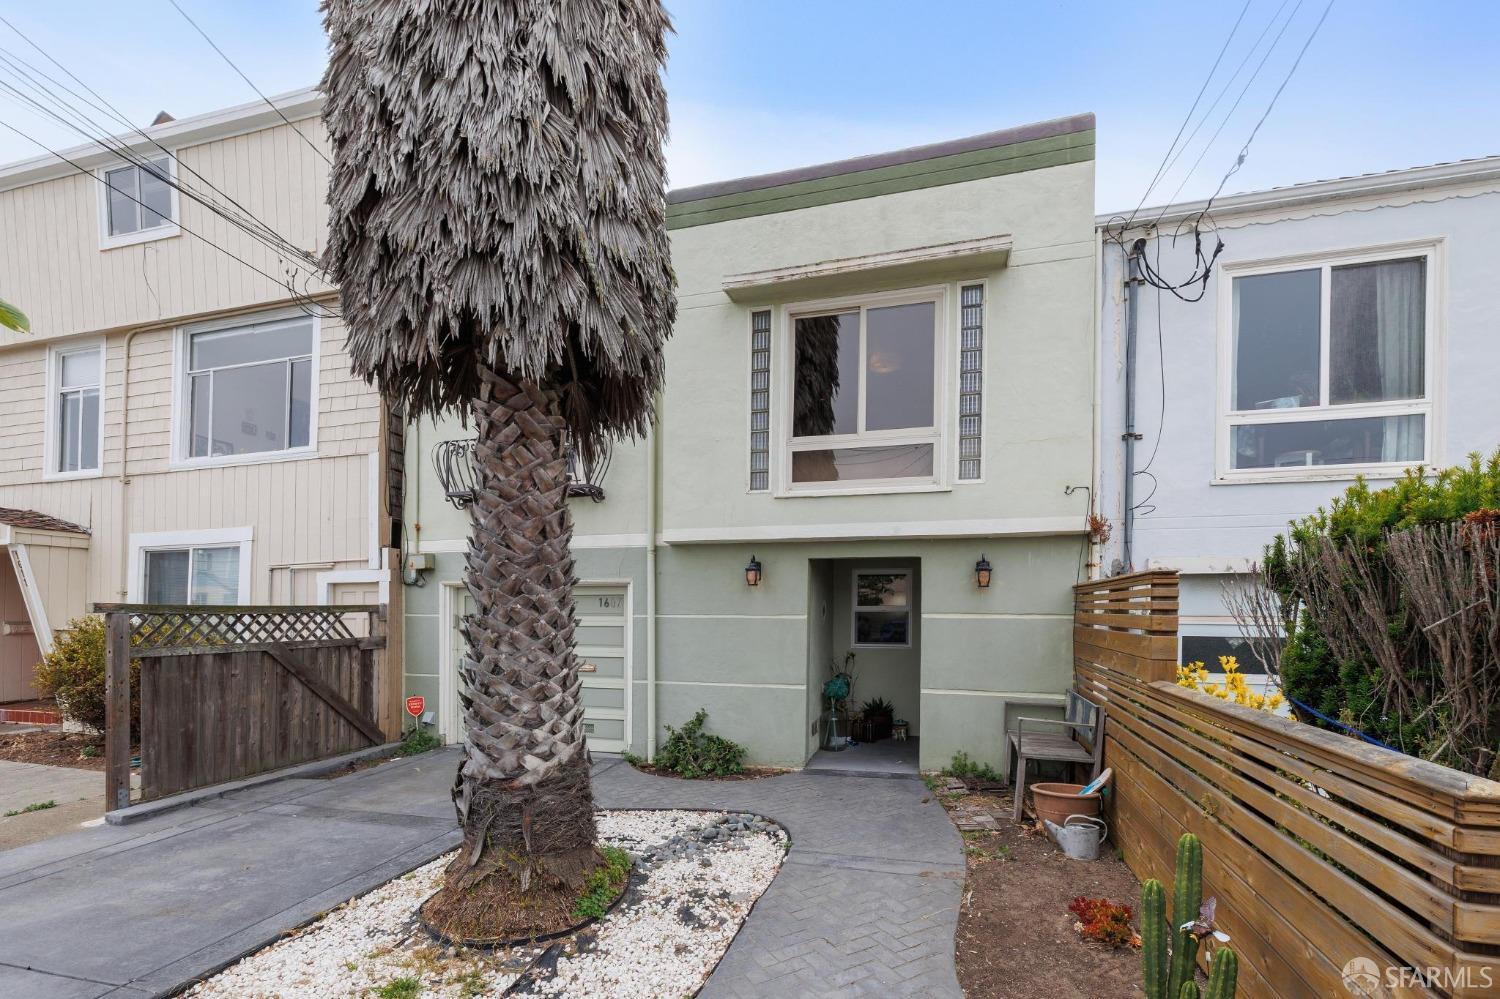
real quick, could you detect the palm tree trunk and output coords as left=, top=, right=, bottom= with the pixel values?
left=449, top=364, right=597, bottom=895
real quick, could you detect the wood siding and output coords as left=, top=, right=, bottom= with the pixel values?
left=1075, top=571, right=1500, bottom=998
left=0, top=112, right=383, bottom=612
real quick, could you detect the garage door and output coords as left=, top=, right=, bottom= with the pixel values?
left=445, top=582, right=630, bottom=754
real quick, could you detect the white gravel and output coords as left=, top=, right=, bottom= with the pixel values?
left=186, top=809, right=786, bottom=999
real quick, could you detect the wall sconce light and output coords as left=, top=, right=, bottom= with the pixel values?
left=975, top=554, right=993, bottom=589
left=744, top=555, right=763, bottom=587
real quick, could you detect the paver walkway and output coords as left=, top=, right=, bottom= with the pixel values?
left=0, top=748, right=964, bottom=998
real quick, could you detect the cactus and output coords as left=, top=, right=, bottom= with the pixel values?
left=1142, top=879, right=1168, bottom=999
left=1205, top=948, right=1238, bottom=999
left=1167, top=834, right=1203, bottom=999
left=1142, top=834, right=1235, bottom=998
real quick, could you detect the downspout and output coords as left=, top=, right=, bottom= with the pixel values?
left=1121, top=239, right=1145, bottom=572
left=644, top=408, right=659, bottom=760
left=116, top=329, right=147, bottom=598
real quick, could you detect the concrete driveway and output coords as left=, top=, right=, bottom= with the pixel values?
left=0, top=760, right=104, bottom=852
left=0, top=749, right=963, bottom=998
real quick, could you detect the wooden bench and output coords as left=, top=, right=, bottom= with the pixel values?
left=1007, top=690, right=1104, bottom=821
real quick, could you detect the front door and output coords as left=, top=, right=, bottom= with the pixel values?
left=444, top=581, right=631, bottom=753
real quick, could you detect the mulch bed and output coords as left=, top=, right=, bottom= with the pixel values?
left=935, top=782, right=1144, bottom=998
left=0, top=730, right=109, bottom=771
left=623, top=762, right=788, bottom=781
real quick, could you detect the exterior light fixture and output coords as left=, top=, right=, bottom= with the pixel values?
left=975, top=554, right=993, bottom=589
left=744, top=555, right=763, bottom=587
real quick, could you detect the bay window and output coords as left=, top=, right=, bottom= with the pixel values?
left=1222, top=247, right=1433, bottom=477
left=783, top=289, right=944, bottom=492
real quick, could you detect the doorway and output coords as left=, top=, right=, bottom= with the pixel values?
left=806, top=557, right=921, bottom=775
left=0, top=549, right=43, bottom=703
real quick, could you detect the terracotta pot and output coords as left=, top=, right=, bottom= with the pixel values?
left=1030, top=782, right=1102, bottom=827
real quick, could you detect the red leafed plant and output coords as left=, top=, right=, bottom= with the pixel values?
left=1068, top=896, right=1136, bottom=949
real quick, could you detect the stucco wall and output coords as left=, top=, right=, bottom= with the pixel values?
left=1097, top=179, right=1500, bottom=582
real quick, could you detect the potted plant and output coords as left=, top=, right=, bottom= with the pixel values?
left=860, top=697, right=895, bottom=742
left=821, top=652, right=857, bottom=750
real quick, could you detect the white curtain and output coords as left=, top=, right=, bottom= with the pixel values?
left=1375, top=259, right=1425, bottom=460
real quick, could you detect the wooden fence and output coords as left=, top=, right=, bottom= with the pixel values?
left=1075, top=572, right=1500, bottom=998
left=99, top=603, right=395, bottom=810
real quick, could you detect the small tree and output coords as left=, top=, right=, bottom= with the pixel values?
left=32, top=616, right=138, bottom=738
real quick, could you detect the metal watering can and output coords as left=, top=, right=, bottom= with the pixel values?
left=1044, top=814, right=1108, bottom=861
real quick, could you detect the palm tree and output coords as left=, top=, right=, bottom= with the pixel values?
left=0, top=298, right=28, bottom=333
left=322, top=0, right=675, bottom=932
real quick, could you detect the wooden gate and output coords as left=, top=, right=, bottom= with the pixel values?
left=99, top=603, right=392, bottom=810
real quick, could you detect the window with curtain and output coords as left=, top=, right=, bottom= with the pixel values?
left=1226, top=253, right=1429, bottom=474
left=785, top=290, right=943, bottom=491
left=184, top=316, right=315, bottom=461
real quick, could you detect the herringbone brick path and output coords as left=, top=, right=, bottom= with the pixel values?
left=592, top=757, right=965, bottom=998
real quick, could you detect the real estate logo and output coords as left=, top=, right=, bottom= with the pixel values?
left=1341, top=957, right=1381, bottom=995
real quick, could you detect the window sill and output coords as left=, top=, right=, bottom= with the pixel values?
left=100, top=224, right=181, bottom=251
left=1212, top=463, right=1419, bottom=486
left=41, top=468, right=103, bottom=483
left=170, top=446, right=320, bottom=472
left=774, top=482, right=951, bottom=499
left=851, top=642, right=913, bottom=651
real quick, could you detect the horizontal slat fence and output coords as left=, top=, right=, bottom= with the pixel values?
left=1074, top=570, right=1179, bottom=682
left=1075, top=572, right=1500, bottom=998
left=100, top=604, right=393, bottom=810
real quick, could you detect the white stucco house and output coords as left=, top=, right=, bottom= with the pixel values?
left=1096, top=155, right=1500, bottom=684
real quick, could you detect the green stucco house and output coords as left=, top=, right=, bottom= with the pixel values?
left=401, top=113, right=1098, bottom=771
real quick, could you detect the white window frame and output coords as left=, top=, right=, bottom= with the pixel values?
left=127, top=527, right=254, bottom=605
left=170, top=308, right=321, bottom=470
left=775, top=285, right=952, bottom=497
left=850, top=568, right=914, bottom=649
left=43, top=338, right=106, bottom=481
left=97, top=154, right=181, bottom=250
left=1215, top=239, right=1443, bottom=484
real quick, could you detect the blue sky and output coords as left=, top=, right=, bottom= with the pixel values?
left=0, top=1, right=1494, bottom=212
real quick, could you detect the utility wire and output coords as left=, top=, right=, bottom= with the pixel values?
left=0, top=116, right=336, bottom=319
left=166, top=0, right=331, bottom=167
left=0, top=70, right=324, bottom=286
left=0, top=16, right=319, bottom=270
left=1120, top=0, right=1253, bottom=233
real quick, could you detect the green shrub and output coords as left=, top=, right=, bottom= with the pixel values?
left=943, top=751, right=1002, bottom=783
left=32, top=616, right=137, bottom=738
left=571, top=845, right=631, bottom=920
left=373, top=977, right=420, bottom=999
left=396, top=725, right=442, bottom=756
left=655, top=709, right=746, bottom=778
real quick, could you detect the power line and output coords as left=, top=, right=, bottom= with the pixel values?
left=165, top=0, right=331, bottom=167
left=0, top=67, right=322, bottom=277
left=1204, top=0, right=1337, bottom=208
left=0, top=115, right=336, bottom=320
left=0, top=15, right=319, bottom=270
left=1120, top=0, right=1254, bottom=233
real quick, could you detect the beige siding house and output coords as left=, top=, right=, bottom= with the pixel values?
left=0, top=89, right=400, bottom=706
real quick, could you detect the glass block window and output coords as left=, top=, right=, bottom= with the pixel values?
left=749, top=310, right=771, bottom=491
left=958, top=284, right=984, bottom=480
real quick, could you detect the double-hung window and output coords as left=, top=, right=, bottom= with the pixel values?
left=101, top=156, right=176, bottom=246
left=784, top=288, right=944, bottom=492
left=180, top=315, right=316, bottom=464
left=47, top=342, right=103, bottom=477
left=1221, top=246, right=1434, bottom=478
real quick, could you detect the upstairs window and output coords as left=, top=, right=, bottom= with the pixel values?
left=101, top=157, right=176, bottom=245
left=47, top=341, right=103, bottom=477
left=180, top=315, right=316, bottom=464
left=785, top=289, right=944, bottom=492
left=1223, top=248, right=1432, bottom=477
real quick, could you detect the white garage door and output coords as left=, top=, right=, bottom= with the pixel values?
left=445, top=581, right=631, bottom=753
